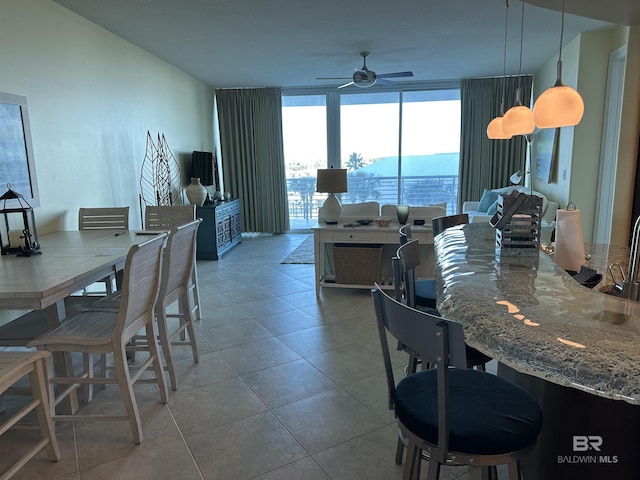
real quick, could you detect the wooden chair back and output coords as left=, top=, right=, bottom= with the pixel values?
left=144, top=205, right=196, bottom=230
left=156, top=219, right=201, bottom=303
left=114, top=233, right=167, bottom=340
left=79, top=207, right=130, bottom=230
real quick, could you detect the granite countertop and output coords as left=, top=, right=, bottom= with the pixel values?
left=434, top=223, right=640, bottom=404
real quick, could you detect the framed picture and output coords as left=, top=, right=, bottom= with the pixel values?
left=534, top=127, right=559, bottom=184
left=0, top=92, right=39, bottom=206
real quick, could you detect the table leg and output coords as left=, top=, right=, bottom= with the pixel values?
left=44, top=301, right=79, bottom=415
left=314, top=233, right=321, bottom=296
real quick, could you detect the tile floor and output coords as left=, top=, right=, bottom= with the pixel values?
left=0, top=233, right=485, bottom=480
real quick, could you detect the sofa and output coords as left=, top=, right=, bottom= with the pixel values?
left=462, top=186, right=559, bottom=227
left=318, top=201, right=447, bottom=224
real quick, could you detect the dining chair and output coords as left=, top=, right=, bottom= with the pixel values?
left=150, top=219, right=201, bottom=390
left=0, top=351, right=61, bottom=479
left=144, top=204, right=202, bottom=321
left=396, top=239, right=491, bottom=368
left=398, top=224, right=436, bottom=309
left=92, top=220, right=202, bottom=390
left=372, top=284, right=543, bottom=480
left=393, top=238, right=492, bottom=465
left=78, top=207, right=130, bottom=295
left=28, top=233, right=168, bottom=445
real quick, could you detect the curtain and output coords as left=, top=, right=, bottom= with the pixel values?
left=215, top=87, right=290, bottom=233
left=458, top=76, right=532, bottom=212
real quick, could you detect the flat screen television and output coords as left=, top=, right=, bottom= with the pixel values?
left=191, top=151, right=217, bottom=189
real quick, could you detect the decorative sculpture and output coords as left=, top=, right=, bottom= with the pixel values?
left=139, top=131, right=183, bottom=207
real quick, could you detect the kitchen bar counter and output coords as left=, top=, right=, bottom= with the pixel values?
left=434, top=223, right=640, bottom=478
left=434, top=223, right=640, bottom=403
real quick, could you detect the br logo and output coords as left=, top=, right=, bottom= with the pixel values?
left=573, top=436, right=603, bottom=452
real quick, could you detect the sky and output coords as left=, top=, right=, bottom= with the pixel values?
left=282, top=99, right=461, bottom=175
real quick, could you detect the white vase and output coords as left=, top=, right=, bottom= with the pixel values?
left=185, top=177, right=207, bottom=206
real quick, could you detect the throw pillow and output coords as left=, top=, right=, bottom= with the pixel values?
left=478, top=189, right=500, bottom=212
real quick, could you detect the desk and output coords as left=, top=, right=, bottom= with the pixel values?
left=0, top=230, right=158, bottom=413
left=312, top=223, right=434, bottom=296
left=434, top=223, right=640, bottom=478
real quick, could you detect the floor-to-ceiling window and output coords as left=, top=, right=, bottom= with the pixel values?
left=282, top=84, right=460, bottom=230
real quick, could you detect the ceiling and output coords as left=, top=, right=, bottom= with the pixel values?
left=51, top=0, right=638, bottom=90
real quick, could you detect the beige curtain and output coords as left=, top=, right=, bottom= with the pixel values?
left=458, top=76, right=532, bottom=211
left=215, top=87, right=290, bottom=233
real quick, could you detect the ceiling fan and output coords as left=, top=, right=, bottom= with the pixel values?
left=317, top=52, right=414, bottom=89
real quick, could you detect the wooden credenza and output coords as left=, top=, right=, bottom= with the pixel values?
left=196, top=200, right=242, bottom=260
left=311, top=223, right=434, bottom=295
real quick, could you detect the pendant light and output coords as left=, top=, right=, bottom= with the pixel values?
left=533, top=0, right=584, bottom=128
left=501, top=0, right=535, bottom=137
left=487, top=0, right=512, bottom=140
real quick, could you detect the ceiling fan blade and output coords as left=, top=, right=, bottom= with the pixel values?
left=377, top=78, right=395, bottom=86
left=338, top=81, right=355, bottom=89
left=316, top=77, right=352, bottom=80
left=377, top=71, right=414, bottom=79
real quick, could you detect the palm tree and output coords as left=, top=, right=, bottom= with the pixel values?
left=345, top=152, right=365, bottom=172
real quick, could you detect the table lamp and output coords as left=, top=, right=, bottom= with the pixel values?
left=316, top=168, right=348, bottom=224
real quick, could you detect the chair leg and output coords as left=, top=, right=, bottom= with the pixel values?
left=180, top=293, right=199, bottom=364
left=112, top=344, right=144, bottom=444
left=403, top=442, right=420, bottom=480
left=29, top=356, right=61, bottom=462
left=83, top=353, right=93, bottom=404
left=156, top=306, right=178, bottom=391
left=395, top=434, right=405, bottom=465
left=426, top=454, right=440, bottom=480
left=146, top=322, right=168, bottom=404
left=191, top=264, right=202, bottom=321
left=508, top=461, right=522, bottom=480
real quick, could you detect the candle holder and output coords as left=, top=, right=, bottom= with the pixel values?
left=396, top=205, right=410, bottom=225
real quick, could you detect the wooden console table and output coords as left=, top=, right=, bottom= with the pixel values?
left=196, top=200, right=242, bottom=260
left=311, top=222, right=434, bottom=296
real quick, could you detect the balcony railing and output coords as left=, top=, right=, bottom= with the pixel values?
left=287, top=175, right=459, bottom=223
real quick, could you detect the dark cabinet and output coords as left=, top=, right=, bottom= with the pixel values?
left=196, top=200, right=242, bottom=260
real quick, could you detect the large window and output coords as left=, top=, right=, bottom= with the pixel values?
left=282, top=85, right=460, bottom=229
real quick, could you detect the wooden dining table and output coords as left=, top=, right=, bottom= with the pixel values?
left=0, top=229, right=162, bottom=413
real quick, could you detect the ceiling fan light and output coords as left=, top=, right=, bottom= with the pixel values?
left=533, top=85, right=584, bottom=128
left=487, top=116, right=512, bottom=139
left=502, top=105, right=535, bottom=136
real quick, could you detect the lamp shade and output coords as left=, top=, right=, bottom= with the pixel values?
left=316, top=168, right=347, bottom=193
left=502, top=105, right=535, bottom=136
left=533, top=85, right=584, bottom=128
left=487, top=116, right=512, bottom=140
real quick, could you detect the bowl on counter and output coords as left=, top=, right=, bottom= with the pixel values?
left=356, top=219, right=373, bottom=225
left=374, top=217, right=392, bottom=227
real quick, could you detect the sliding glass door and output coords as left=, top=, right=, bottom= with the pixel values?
left=282, top=85, right=460, bottom=230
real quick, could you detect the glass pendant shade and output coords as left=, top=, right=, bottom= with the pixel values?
left=487, top=116, right=512, bottom=139
left=533, top=0, right=584, bottom=128
left=502, top=105, right=535, bottom=136
left=533, top=83, right=584, bottom=128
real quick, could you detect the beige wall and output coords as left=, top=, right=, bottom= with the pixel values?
left=0, top=0, right=214, bottom=233
left=533, top=25, right=640, bottom=245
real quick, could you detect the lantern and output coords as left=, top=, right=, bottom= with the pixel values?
left=0, top=183, right=41, bottom=256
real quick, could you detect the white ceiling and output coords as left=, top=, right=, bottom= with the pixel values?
left=51, top=0, right=638, bottom=89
